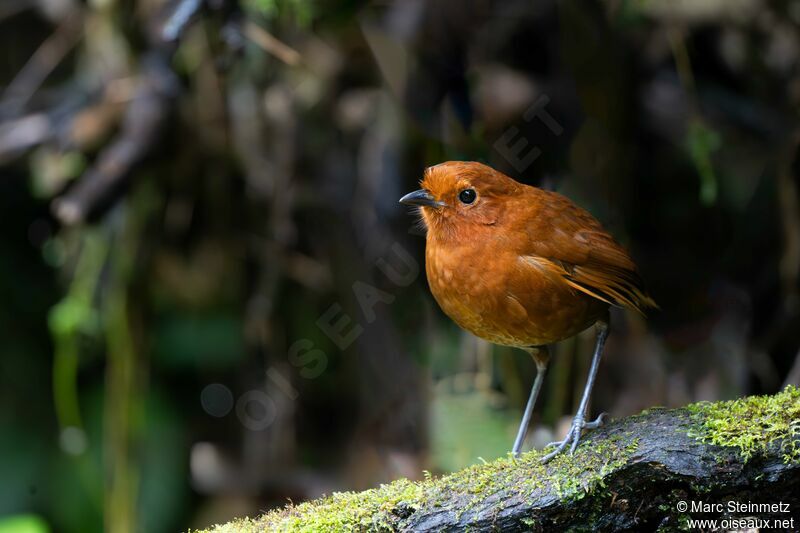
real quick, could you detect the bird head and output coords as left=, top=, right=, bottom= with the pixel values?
left=399, top=161, right=521, bottom=234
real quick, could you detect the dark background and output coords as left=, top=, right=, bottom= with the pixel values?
left=1, top=0, right=799, bottom=531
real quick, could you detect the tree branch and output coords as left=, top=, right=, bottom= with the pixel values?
left=198, top=387, right=800, bottom=532
left=51, top=54, right=176, bottom=225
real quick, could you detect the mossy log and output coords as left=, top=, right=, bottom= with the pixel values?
left=201, top=387, right=800, bottom=532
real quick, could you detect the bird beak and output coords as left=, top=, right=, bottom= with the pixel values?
left=399, top=189, right=443, bottom=208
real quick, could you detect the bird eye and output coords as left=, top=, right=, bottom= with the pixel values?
left=458, top=189, right=476, bottom=204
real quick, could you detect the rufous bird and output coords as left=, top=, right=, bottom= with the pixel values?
left=400, top=161, right=656, bottom=462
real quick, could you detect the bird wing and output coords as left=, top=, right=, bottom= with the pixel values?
left=518, top=189, right=657, bottom=315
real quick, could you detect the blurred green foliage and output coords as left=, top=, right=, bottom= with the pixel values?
left=431, top=392, right=519, bottom=473
left=0, top=515, right=50, bottom=533
left=686, top=120, right=722, bottom=206
left=153, top=312, right=245, bottom=369
left=243, top=0, right=314, bottom=26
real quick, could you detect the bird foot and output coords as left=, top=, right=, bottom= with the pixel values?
left=540, top=412, right=608, bottom=464
left=583, top=412, right=608, bottom=430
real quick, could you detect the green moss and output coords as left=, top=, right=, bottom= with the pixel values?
left=195, top=439, right=637, bottom=532
left=687, top=385, right=800, bottom=463
left=196, top=389, right=800, bottom=532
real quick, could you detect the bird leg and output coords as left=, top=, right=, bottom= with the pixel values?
left=512, top=345, right=550, bottom=457
left=541, top=318, right=609, bottom=464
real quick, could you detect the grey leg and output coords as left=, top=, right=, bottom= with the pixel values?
left=541, top=318, right=609, bottom=463
left=512, top=346, right=550, bottom=457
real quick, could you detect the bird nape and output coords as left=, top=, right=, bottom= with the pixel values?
left=400, top=161, right=657, bottom=463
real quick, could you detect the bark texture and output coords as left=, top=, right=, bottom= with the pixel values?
left=201, top=388, right=800, bottom=532
left=404, top=408, right=799, bottom=531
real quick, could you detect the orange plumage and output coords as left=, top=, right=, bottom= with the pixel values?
left=417, top=161, right=655, bottom=347
left=401, top=160, right=656, bottom=460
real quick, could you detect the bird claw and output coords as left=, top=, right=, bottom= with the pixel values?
left=583, top=412, right=608, bottom=430
left=540, top=413, right=608, bottom=464
left=540, top=428, right=576, bottom=463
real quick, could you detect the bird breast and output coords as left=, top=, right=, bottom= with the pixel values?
left=425, top=233, right=605, bottom=347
